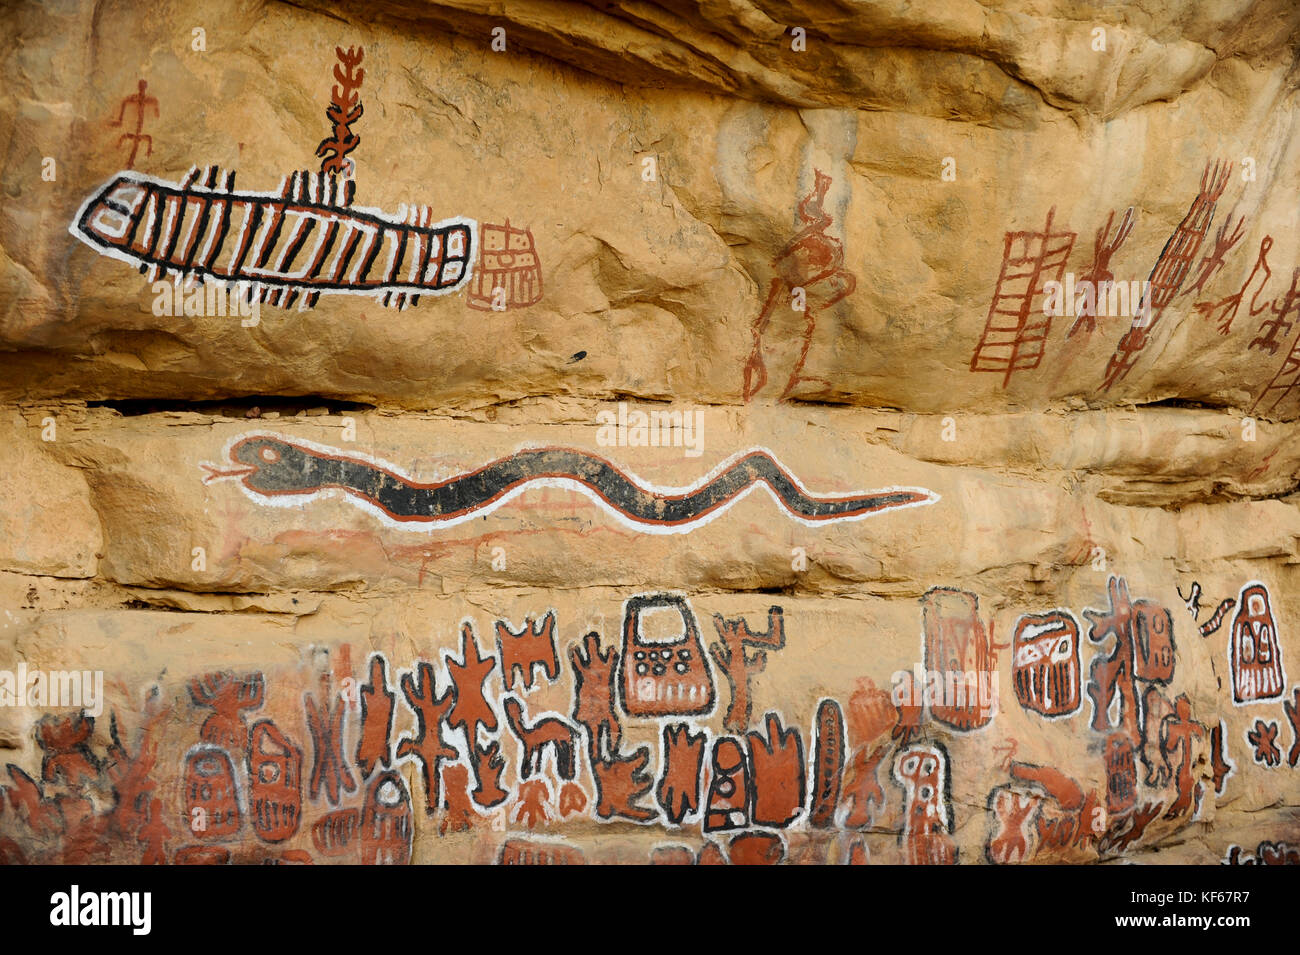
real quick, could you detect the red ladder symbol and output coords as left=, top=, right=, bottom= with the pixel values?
left=970, top=207, right=1076, bottom=387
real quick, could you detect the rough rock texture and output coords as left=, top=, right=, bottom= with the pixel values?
left=0, top=0, right=1298, bottom=865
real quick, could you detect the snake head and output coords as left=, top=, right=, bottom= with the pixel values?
left=201, top=435, right=322, bottom=493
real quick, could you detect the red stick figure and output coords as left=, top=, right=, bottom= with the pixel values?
left=841, top=684, right=898, bottom=827
left=138, top=797, right=171, bottom=865
left=1251, top=314, right=1300, bottom=416
left=987, top=786, right=1041, bottom=864
left=710, top=606, right=785, bottom=733
left=1160, top=695, right=1203, bottom=819
left=109, top=79, right=159, bottom=169
left=742, top=169, right=857, bottom=401
left=513, top=778, right=553, bottom=828
left=840, top=745, right=887, bottom=829
left=396, top=661, right=458, bottom=815
left=1193, top=235, right=1273, bottom=335
left=1068, top=207, right=1135, bottom=338
left=1182, top=215, right=1246, bottom=298
left=1251, top=268, right=1300, bottom=354
left=1244, top=449, right=1278, bottom=483
left=1102, top=159, right=1231, bottom=389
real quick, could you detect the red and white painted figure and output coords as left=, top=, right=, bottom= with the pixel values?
left=1132, top=600, right=1175, bottom=684
left=892, top=743, right=956, bottom=865
left=986, top=786, right=1041, bottom=864
left=1104, top=733, right=1137, bottom=816
left=496, top=612, right=560, bottom=692
left=247, top=720, right=302, bottom=843
left=360, top=770, right=412, bottom=865
left=188, top=670, right=264, bottom=750
left=466, top=221, right=543, bottom=311
left=921, top=588, right=998, bottom=731
left=1230, top=582, right=1286, bottom=704
left=620, top=594, right=715, bottom=718
left=183, top=745, right=242, bottom=841
left=1011, top=610, right=1081, bottom=717
left=1084, top=577, right=1175, bottom=747
left=703, top=737, right=750, bottom=832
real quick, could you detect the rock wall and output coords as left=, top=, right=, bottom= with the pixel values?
left=1, top=0, right=1298, bottom=865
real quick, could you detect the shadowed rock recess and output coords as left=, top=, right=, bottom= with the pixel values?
left=0, top=0, right=1297, bottom=866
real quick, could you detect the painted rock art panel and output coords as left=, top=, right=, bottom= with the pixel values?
left=0, top=568, right=1285, bottom=865
left=2, top=1, right=1298, bottom=411
left=2, top=0, right=1300, bottom=874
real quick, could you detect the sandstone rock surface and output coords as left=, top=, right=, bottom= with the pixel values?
left=0, top=0, right=1297, bottom=866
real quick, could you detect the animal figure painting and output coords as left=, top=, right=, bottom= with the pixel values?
left=200, top=435, right=938, bottom=533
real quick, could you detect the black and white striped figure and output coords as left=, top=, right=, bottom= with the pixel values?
left=70, top=166, right=475, bottom=310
